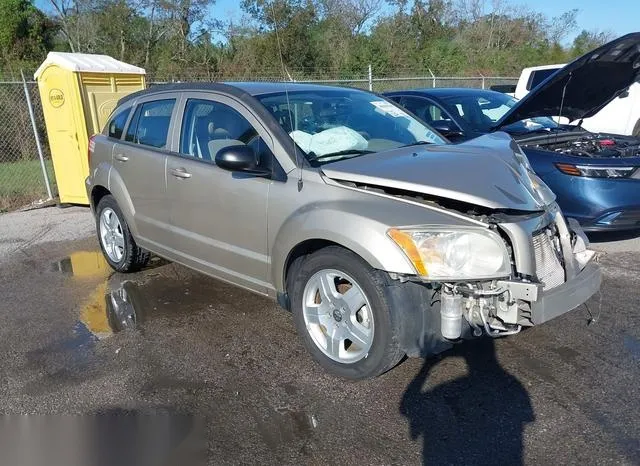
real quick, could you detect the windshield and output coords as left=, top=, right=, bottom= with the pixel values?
left=257, top=89, right=446, bottom=164
left=441, top=92, right=559, bottom=134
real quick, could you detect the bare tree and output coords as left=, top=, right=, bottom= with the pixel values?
left=48, top=0, right=79, bottom=52
left=321, top=0, right=384, bottom=35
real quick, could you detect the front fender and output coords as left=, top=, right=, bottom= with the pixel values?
left=271, top=207, right=416, bottom=292
left=269, top=190, right=484, bottom=293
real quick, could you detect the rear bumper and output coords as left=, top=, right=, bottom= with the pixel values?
left=531, top=261, right=601, bottom=325
left=85, top=177, right=96, bottom=214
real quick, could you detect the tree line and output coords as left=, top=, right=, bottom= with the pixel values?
left=0, top=0, right=614, bottom=79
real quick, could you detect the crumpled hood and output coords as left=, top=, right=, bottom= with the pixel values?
left=321, top=132, right=556, bottom=211
left=495, top=32, right=640, bottom=128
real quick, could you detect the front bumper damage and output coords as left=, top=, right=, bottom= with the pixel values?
left=438, top=208, right=601, bottom=340
left=389, top=204, right=602, bottom=358
left=530, top=261, right=601, bottom=324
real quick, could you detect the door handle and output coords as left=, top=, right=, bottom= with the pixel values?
left=114, top=153, right=129, bottom=162
left=170, top=167, right=192, bottom=179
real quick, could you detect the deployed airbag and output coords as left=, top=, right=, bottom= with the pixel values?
left=290, top=126, right=368, bottom=156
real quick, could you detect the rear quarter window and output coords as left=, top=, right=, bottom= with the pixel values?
left=106, top=107, right=131, bottom=139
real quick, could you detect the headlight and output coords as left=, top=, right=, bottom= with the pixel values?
left=388, top=227, right=511, bottom=280
left=513, top=145, right=533, bottom=171
left=555, top=163, right=637, bottom=178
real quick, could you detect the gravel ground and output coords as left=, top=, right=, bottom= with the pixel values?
left=0, top=206, right=94, bottom=264
left=0, top=206, right=639, bottom=465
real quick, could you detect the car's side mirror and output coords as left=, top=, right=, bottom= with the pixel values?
left=215, top=145, right=270, bottom=177
left=431, top=120, right=465, bottom=139
left=619, top=89, right=630, bottom=99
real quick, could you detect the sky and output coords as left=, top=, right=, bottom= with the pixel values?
left=530, top=0, right=638, bottom=41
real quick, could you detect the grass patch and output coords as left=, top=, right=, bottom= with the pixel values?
left=0, top=158, right=56, bottom=211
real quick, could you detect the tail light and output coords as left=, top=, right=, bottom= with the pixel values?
left=88, top=134, right=96, bottom=165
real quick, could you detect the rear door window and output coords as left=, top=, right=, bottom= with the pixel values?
left=125, top=99, right=175, bottom=149
left=400, top=96, right=458, bottom=127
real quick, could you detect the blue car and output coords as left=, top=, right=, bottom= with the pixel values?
left=385, top=33, right=640, bottom=231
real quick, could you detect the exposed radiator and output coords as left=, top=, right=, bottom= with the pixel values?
left=532, top=229, right=565, bottom=290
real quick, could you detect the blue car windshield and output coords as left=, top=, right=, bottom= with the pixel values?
left=257, top=89, right=446, bottom=164
left=441, top=92, right=560, bottom=133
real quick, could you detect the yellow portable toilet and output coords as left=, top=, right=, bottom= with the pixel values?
left=34, top=52, right=146, bottom=204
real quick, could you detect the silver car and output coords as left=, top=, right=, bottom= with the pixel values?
left=86, top=82, right=601, bottom=379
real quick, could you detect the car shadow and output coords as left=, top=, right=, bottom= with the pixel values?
left=400, top=338, right=534, bottom=465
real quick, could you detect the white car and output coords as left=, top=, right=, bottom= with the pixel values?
left=515, top=63, right=640, bottom=136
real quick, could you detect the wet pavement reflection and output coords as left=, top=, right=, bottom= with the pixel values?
left=51, top=251, right=170, bottom=341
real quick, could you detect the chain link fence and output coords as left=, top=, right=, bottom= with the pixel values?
left=0, top=80, right=54, bottom=212
left=0, top=69, right=516, bottom=212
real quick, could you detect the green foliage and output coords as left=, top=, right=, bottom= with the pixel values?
left=0, top=0, right=619, bottom=78
left=0, top=0, right=55, bottom=65
left=571, top=29, right=614, bottom=58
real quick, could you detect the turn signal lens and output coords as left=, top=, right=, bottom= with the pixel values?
left=555, top=163, right=582, bottom=176
left=388, top=228, right=427, bottom=276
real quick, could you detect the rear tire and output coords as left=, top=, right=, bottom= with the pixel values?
left=288, top=246, right=404, bottom=380
left=96, top=195, right=150, bottom=273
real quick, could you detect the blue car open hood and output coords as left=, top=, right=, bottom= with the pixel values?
left=494, top=32, right=640, bottom=129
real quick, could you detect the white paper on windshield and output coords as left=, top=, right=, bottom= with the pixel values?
left=307, top=126, right=368, bottom=156
left=290, top=130, right=313, bottom=152
left=523, top=119, right=544, bottom=129
left=371, top=101, right=408, bottom=117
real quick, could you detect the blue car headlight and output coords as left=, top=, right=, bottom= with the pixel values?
left=555, top=163, right=638, bottom=178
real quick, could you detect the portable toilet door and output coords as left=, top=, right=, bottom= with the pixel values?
left=34, top=52, right=146, bottom=205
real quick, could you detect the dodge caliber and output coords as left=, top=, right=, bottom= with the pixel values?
left=86, top=82, right=601, bottom=379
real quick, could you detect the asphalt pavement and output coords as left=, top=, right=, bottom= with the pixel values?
left=0, top=206, right=638, bottom=465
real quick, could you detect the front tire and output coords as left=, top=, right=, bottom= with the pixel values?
left=96, top=195, right=150, bottom=272
left=289, top=246, right=404, bottom=379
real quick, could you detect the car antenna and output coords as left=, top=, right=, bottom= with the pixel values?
left=269, top=3, right=303, bottom=192
left=556, top=72, right=573, bottom=144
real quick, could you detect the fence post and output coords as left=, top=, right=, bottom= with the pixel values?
left=368, top=64, right=372, bottom=92
left=428, top=69, right=436, bottom=88
left=480, top=73, right=486, bottom=89
left=21, top=70, right=53, bottom=201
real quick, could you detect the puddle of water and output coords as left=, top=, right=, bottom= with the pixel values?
left=54, top=249, right=245, bottom=345
left=52, top=250, right=112, bottom=279
left=78, top=279, right=143, bottom=339
left=49, top=250, right=151, bottom=339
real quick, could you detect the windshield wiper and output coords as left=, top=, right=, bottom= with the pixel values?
left=307, top=149, right=375, bottom=162
left=507, top=126, right=568, bottom=136
left=399, top=141, right=434, bottom=148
